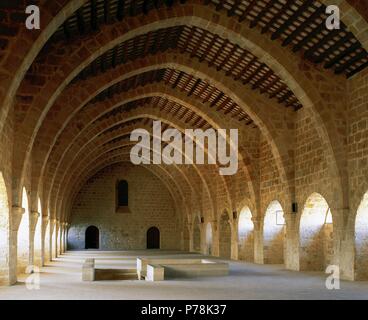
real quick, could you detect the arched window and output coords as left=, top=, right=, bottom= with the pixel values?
left=116, top=180, right=128, bottom=207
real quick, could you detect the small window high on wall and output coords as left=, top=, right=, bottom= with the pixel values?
left=116, top=180, right=128, bottom=208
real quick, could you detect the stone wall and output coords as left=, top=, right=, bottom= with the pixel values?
left=67, top=163, right=180, bottom=251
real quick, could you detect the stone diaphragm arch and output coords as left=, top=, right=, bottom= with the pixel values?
left=43, top=218, right=51, bottom=264
left=238, top=206, right=254, bottom=262
left=59, top=143, right=206, bottom=222
left=17, top=187, right=30, bottom=274
left=193, top=217, right=201, bottom=253
left=33, top=198, right=43, bottom=267
left=51, top=220, right=58, bottom=260
left=299, top=193, right=334, bottom=271
left=61, top=153, right=192, bottom=224
left=354, top=191, right=368, bottom=280
left=52, top=114, right=220, bottom=221
left=206, top=222, right=213, bottom=255
left=219, top=212, right=232, bottom=259
left=182, top=222, right=190, bottom=252
left=0, top=172, right=10, bottom=285
left=263, top=201, right=285, bottom=264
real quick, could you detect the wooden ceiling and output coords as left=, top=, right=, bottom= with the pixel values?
left=52, top=0, right=368, bottom=78
left=46, top=0, right=368, bottom=129
left=87, top=68, right=253, bottom=125
left=94, top=95, right=212, bottom=129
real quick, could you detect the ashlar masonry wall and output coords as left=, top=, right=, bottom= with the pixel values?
left=67, top=163, right=180, bottom=250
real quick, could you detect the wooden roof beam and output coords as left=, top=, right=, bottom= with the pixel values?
left=242, top=64, right=265, bottom=85
left=190, top=30, right=207, bottom=58
left=251, top=1, right=276, bottom=29
left=234, top=57, right=257, bottom=81
left=208, top=40, right=229, bottom=68
left=269, top=85, right=286, bottom=99
left=217, top=45, right=237, bottom=71
left=91, top=0, right=98, bottom=31
left=347, top=61, right=368, bottom=78
left=238, top=0, right=258, bottom=23
left=271, top=0, right=313, bottom=39
left=334, top=51, right=367, bottom=75
left=304, top=28, right=340, bottom=61
left=324, top=42, right=361, bottom=69
left=228, top=0, right=242, bottom=17
left=172, top=71, right=184, bottom=89
left=210, top=92, right=225, bottom=107
left=252, top=69, right=273, bottom=90
left=203, top=86, right=216, bottom=104
left=199, top=36, right=217, bottom=62
left=104, top=0, right=110, bottom=23
left=293, top=23, right=325, bottom=53
left=76, top=8, right=85, bottom=35
left=117, top=0, right=125, bottom=21
left=282, top=5, right=325, bottom=47
left=181, top=75, right=194, bottom=92
left=312, top=33, right=353, bottom=64
left=188, top=78, right=202, bottom=96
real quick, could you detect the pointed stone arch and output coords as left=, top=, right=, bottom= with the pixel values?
left=263, top=201, right=285, bottom=264
left=299, top=193, right=334, bottom=271
left=238, top=206, right=254, bottom=262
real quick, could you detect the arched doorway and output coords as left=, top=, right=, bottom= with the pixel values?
left=238, top=206, right=254, bottom=261
left=0, top=172, right=10, bottom=284
left=354, top=191, right=368, bottom=280
left=219, top=212, right=231, bottom=259
left=206, top=222, right=213, bottom=255
left=263, top=201, right=285, bottom=264
left=85, top=226, right=99, bottom=249
left=299, top=193, right=333, bottom=271
left=147, top=227, right=160, bottom=249
left=17, top=187, right=30, bottom=274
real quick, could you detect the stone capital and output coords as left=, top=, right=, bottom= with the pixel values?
left=29, top=211, right=40, bottom=231
left=209, top=219, right=218, bottom=232
left=11, top=206, right=25, bottom=232
left=251, top=217, right=261, bottom=229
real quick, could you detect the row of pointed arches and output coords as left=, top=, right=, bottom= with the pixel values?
left=0, top=169, right=368, bottom=281
left=0, top=172, right=67, bottom=284
left=186, top=191, right=367, bottom=277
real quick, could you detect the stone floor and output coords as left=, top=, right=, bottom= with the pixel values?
left=0, top=250, right=367, bottom=300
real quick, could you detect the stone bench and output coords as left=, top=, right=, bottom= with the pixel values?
left=82, top=258, right=95, bottom=281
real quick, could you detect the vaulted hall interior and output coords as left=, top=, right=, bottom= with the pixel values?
left=0, top=0, right=368, bottom=299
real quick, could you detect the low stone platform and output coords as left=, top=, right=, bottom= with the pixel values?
left=137, top=257, right=229, bottom=281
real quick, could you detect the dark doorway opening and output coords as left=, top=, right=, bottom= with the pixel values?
left=85, top=225, right=99, bottom=249
left=147, top=227, right=160, bottom=249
